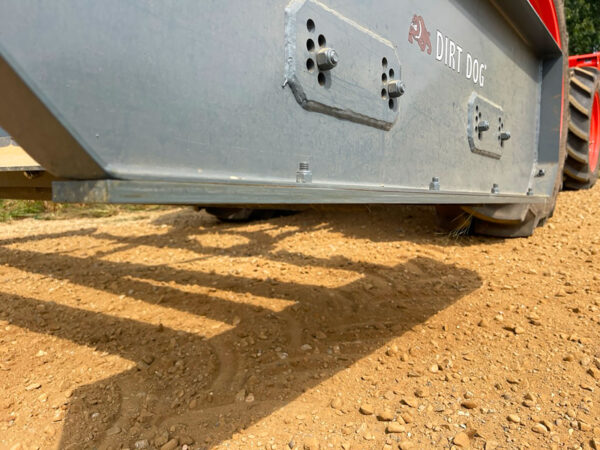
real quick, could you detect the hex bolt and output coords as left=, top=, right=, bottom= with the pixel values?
left=527, top=188, right=534, bottom=196
left=296, top=162, right=312, bottom=184
left=316, top=48, right=339, bottom=71
left=477, top=120, right=490, bottom=132
left=500, top=131, right=511, bottom=141
left=491, top=183, right=500, bottom=194
left=387, top=80, right=406, bottom=99
left=429, top=177, right=440, bottom=191
left=536, top=169, right=546, bottom=178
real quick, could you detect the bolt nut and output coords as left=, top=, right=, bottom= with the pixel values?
left=387, top=80, right=406, bottom=98
left=296, top=162, right=312, bottom=184
left=500, top=131, right=511, bottom=141
left=316, top=48, right=339, bottom=71
left=477, top=120, right=490, bottom=132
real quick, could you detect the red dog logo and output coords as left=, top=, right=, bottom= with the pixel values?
left=408, top=15, right=432, bottom=55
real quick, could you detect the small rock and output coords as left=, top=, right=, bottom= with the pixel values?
left=590, top=438, right=600, bottom=450
left=359, top=404, right=374, bottom=415
left=386, top=422, right=406, bottom=433
left=429, top=364, right=439, bottom=373
left=532, top=423, right=548, bottom=434
left=154, top=431, right=169, bottom=447
left=414, top=388, right=429, bottom=398
left=563, top=354, right=575, bottom=362
left=588, top=367, right=599, bottom=379
left=399, top=441, right=414, bottom=450
left=581, top=356, right=592, bottom=367
left=401, top=397, right=418, bottom=408
left=160, top=439, right=178, bottom=450
left=453, top=432, right=470, bottom=448
left=25, top=383, right=41, bottom=391
left=300, top=344, right=312, bottom=352
left=330, top=397, right=343, bottom=410
left=304, top=437, right=319, bottom=449
left=580, top=422, right=592, bottom=432
left=507, top=414, right=521, bottom=424
left=134, top=440, right=149, bottom=450
left=505, top=325, right=525, bottom=335
left=52, top=409, right=65, bottom=422
left=106, top=425, right=121, bottom=436
left=461, top=400, right=478, bottom=410
left=478, top=319, right=489, bottom=328
left=179, top=435, right=194, bottom=445
left=541, top=420, right=554, bottom=432
left=401, top=412, right=415, bottom=424
left=377, top=410, right=394, bottom=422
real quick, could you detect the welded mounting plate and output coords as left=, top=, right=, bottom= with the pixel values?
left=467, top=93, right=507, bottom=159
left=285, top=0, right=401, bottom=130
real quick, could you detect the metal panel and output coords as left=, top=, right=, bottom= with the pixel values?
left=0, top=0, right=562, bottom=204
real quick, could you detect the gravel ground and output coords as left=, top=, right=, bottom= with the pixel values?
left=0, top=185, right=599, bottom=450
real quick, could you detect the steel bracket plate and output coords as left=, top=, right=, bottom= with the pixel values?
left=467, top=92, right=507, bottom=159
left=285, top=0, right=401, bottom=130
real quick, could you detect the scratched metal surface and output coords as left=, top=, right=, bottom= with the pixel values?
left=0, top=0, right=562, bottom=200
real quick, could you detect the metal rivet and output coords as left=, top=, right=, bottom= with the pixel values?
left=429, top=177, right=440, bottom=191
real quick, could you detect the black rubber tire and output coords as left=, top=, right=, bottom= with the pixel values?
left=563, top=67, right=600, bottom=190
left=204, top=207, right=296, bottom=223
left=438, top=0, right=569, bottom=238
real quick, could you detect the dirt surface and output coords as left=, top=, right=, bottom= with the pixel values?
left=0, top=187, right=599, bottom=450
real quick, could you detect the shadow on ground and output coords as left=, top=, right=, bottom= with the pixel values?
left=0, top=205, right=483, bottom=449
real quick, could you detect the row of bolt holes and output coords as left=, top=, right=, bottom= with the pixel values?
left=475, top=106, right=506, bottom=147
left=305, top=18, right=396, bottom=111
left=381, top=58, right=396, bottom=110
left=305, top=19, right=329, bottom=86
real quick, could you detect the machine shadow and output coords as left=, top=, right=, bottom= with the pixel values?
left=0, top=206, right=483, bottom=449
